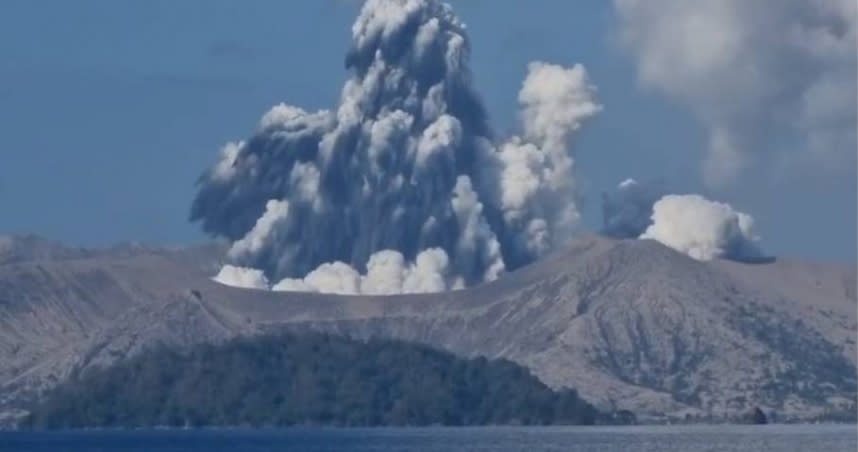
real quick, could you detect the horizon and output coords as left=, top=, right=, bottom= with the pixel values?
left=0, top=231, right=852, bottom=269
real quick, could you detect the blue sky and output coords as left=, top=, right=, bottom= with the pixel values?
left=0, top=0, right=854, bottom=262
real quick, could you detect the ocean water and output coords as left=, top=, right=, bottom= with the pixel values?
left=0, top=424, right=854, bottom=452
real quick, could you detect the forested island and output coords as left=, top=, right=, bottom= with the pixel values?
left=24, top=334, right=605, bottom=429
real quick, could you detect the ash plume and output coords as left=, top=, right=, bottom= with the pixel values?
left=191, top=0, right=600, bottom=292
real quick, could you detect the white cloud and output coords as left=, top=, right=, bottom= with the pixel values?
left=303, top=261, right=362, bottom=295
left=489, top=62, right=601, bottom=257
left=212, top=265, right=269, bottom=290
left=519, top=62, right=603, bottom=153
left=641, top=194, right=761, bottom=261
left=614, top=0, right=856, bottom=186
left=361, top=250, right=408, bottom=295
left=401, top=248, right=452, bottom=293
left=211, top=141, right=244, bottom=181
left=227, top=199, right=290, bottom=261
left=271, top=277, right=314, bottom=293
left=272, top=248, right=455, bottom=295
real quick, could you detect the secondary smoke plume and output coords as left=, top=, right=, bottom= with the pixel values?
left=192, top=0, right=600, bottom=293
left=641, top=194, right=761, bottom=261
left=614, top=0, right=856, bottom=187
left=601, top=178, right=665, bottom=238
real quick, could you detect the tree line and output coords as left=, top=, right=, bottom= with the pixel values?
left=24, top=333, right=605, bottom=429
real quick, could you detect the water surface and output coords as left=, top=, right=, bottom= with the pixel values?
left=1, top=424, right=854, bottom=452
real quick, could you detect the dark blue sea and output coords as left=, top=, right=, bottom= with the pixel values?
left=1, top=425, right=854, bottom=452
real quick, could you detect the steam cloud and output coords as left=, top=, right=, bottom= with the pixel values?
left=614, top=0, right=857, bottom=187
left=192, top=0, right=600, bottom=293
left=641, top=195, right=761, bottom=261
left=213, top=265, right=269, bottom=290
left=271, top=248, right=456, bottom=295
left=602, top=179, right=762, bottom=261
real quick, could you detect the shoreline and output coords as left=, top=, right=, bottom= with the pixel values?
left=4, top=422, right=857, bottom=433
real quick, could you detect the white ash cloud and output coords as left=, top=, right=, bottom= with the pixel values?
left=212, top=265, right=269, bottom=290
left=193, top=0, right=600, bottom=293
left=614, top=0, right=857, bottom=187
left=601, top=178, right=665, bottom=238
left=603, top=178, right=764, bottom=260
left=641, top=194, right=761, bottom=261
left=271, top=248, right=456, bottom=295
left=494, top=62, right=602, bottom=258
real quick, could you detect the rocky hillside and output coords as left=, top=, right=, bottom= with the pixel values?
left=0, top=234, right=854, bottom=424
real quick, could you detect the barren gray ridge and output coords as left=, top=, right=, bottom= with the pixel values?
left=0, top=234, right=854, bottom=424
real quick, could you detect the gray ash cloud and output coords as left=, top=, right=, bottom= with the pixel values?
left=191, top=0, right=601, bottom=293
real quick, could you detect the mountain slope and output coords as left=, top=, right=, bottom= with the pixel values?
left=0, top=234, right=854, bottom=423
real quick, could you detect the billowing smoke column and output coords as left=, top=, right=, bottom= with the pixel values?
left=602, top=179, right=762, bottom=261
left=192, top=0, right=601, bottom=293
